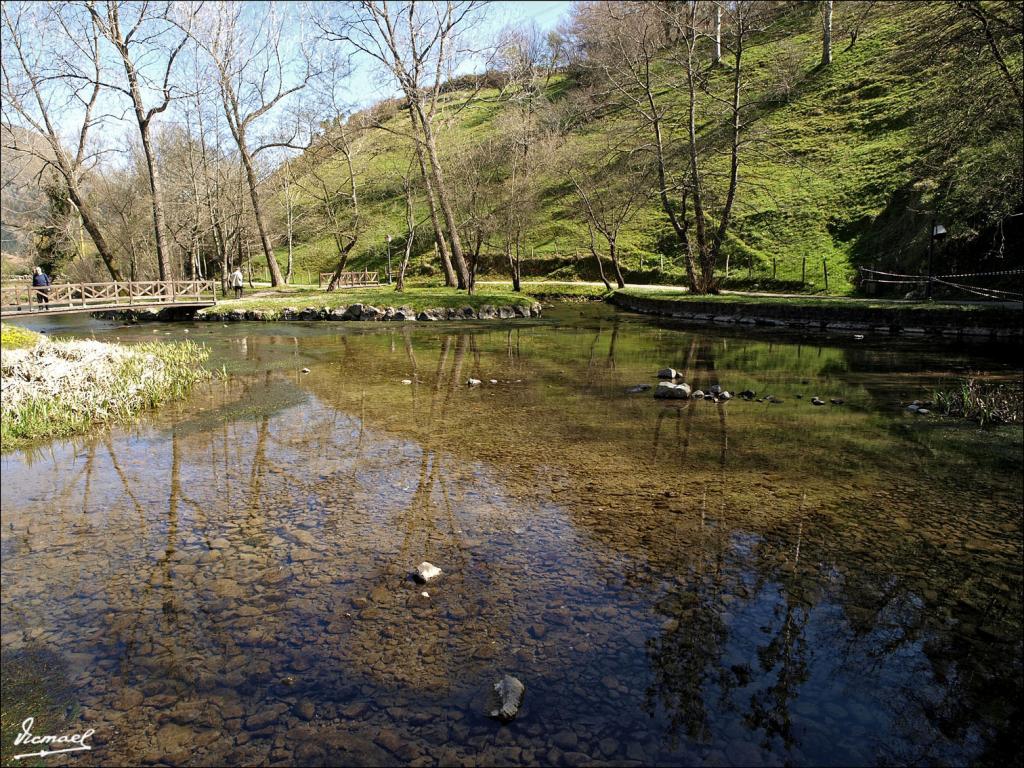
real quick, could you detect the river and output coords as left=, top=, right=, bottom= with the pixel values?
left=2, top=303, right=1021, bottom=766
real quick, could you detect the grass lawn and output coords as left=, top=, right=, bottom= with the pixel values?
left=200, top=286, right=539, bottom=319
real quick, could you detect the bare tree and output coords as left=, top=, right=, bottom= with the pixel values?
left=1, top=1, right=122, bottom=279
left=288, top=115, right=369, bottom=292
left=394, top=159, right=418, bottom=292
left=200, top=2, right=318, bottom=287
left=87, top=0, right=196, bottom=282
left=494, top=20, right=558, bottom=292
left=318, top=0, right=489, bottom=290
left=569, top=148, right=649, bottom=289
left=574, top=0, right=764, bottom=293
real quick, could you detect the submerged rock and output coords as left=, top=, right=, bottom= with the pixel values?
left=467, top=378, right=482, bottom=387
left=830, top=398, right=844, bottom=405
left=415, top=562, right=442, bottom=582
left=739, top=389, right=756, bottom=399
left=625, top=384, right=652, bottom=394
left=654, top=381, right=690, bottom=399
left=811, top=397, right=825, bottom=406
left=488, top=675, right=525, bottom=722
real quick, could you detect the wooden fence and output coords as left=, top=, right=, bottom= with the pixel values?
left=318, top=271, right=379, bottom=289
left=0, top=280, right=218, bottom=316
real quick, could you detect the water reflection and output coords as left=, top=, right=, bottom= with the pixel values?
left=1, top=308, right=1020, bottom=766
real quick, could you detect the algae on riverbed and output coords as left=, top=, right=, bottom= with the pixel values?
left=0, top=305, right=1020, bottom=766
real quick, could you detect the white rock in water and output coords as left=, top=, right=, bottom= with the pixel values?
left=654, top=381, right=690, bottom=399
left=718, top=391, right=732, bottom=401
left=301, top=367, right=311, bottom=373
left=489, top=675, right=525, bottom=721
left=401, top=379, right=413, bottom=385
left=415, top=562, right=442, bottom=582
left=657, top=367, right=678, bottom=379
left=467, top=378, right=481, bottom=386
left=489, top=379, right=498, bottom=384
left=906, top=404, right=920, bottom=412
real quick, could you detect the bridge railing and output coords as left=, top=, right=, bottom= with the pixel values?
left=0, top=280, right=218, bottom=315
left=318, top=271, right=379, bottom=289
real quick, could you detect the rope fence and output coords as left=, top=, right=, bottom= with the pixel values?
left=857, top=267, right=1024, bottom=301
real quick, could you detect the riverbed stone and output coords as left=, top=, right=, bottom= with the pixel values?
left=657, top=367, right=678, bottom=379
left=655, top=381, right=690, bottom=399
left=415, top=562, right=442, bottom=582
left=488, top=675, right=525, bottom=721
left=552, top=730, right=578, bottom=750
left=294, top=700, right=316, bottom=721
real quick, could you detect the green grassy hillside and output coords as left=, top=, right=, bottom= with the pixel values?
left=270, top=2, right=1022, bottom=296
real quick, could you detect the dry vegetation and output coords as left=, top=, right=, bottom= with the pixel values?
left=1, top=332, right=210, bottom=448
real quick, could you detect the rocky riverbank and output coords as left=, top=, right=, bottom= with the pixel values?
left=96, top=301, right=543, bottom=323
left=612, top=291, right=1023, bottom=340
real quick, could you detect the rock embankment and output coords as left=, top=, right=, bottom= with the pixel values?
left=611, top=292, right=1023, bottom=340
left=96, top=302, right=542, bottom=323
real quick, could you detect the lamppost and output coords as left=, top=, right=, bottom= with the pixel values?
left=926, top=220, right=947, bottom=299
left=386, top=234, right=393, bottom=284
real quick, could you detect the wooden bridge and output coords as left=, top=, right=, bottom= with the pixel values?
left=0, top=280, right=218, bottom=318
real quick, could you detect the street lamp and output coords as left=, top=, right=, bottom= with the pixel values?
left=926, top=220, right=947, bottom=299
left=386, top=234, right=393, bottom=284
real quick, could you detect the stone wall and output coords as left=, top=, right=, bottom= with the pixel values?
left=94, top=302, right=543, bottom=323
left=610, top=294, right=1023, bottom=341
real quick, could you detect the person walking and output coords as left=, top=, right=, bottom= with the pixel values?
left=230, top=266, right=244, bottom=299
left=31, top=266, right=51, bottom=309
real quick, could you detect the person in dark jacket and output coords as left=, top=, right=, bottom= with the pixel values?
left=31, top=267, right=51, bottom=308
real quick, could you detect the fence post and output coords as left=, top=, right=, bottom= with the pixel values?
left=822, top=259, right=829, bottom=292
left=801, top=254, right=806, bottom=285
left=772, top=258, right=777, bottom=280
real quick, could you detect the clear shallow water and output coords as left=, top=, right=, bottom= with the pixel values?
left=2, top=304, right=1021, bottom=766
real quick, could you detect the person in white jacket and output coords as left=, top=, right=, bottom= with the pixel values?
left=230, top=267, right=244, bottom=299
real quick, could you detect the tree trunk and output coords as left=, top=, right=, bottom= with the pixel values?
left=822, top=1, right=833, bottom=66
left=285, top=182, right=294, bottom=283
left=396, top=174, right=416, bottom=292
left=237, top=141, right=285, bottom=286
left=68, top=184, right=122, bottom=281
left=408, top=106, right=457, bottom=287
left=713, top=5, right=722, bottom=66
left=415, top=102, right=471, bottom=289
left=325, top=237, right=357, bottom=291
left=651, top=112, right=698, bottom=288
left=139, top=126, right=174, bottom=282
left=686, top=35, right=711, bottom=294
left=609, top=240, right=625, bottom=288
